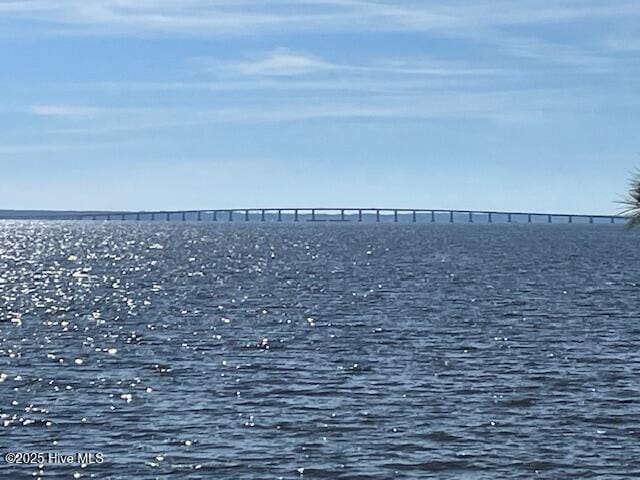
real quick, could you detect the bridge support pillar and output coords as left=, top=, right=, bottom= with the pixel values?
left=528, top=214, right=532, bottom=223
left=294, top=210, right=299, bottom=222
left=312, top=209, right=316, bottom=222
left=431, top=211, right=435, bottom=223
left=611, top=217, right=615, bottom=224
left=568, top=215, right=572, bottom=224
left=261, top=210, right=265, bottom=222
left=394, top=210, right=398, bottom=222
left=341, top=209, right=345, bottom=221
left=182, top=212, right=186, bottom=221
left=376, top=210, right=380, bottom=222
left=468, top=211, right=473, bottom=223
left=589, top=216, right=593, bottom=224
left=488, top=212, right=492, bottom=223
left=121, top=214, right=126, bottom=221
left=151, top=213, right=155, bottom=221
left=166, top=213, right=170, bottom=221
left=507, top=213, right=512, bottom=223
left=358, top=210, right=363, bottom=222
left=197, top=211, right=201, bottom=221
left=449, top=211, right=454, bottom=223
left=136, top=213, right=141, bottom=221
left=548, top=215, right=552, bottom=223
left=245, top=210, right=250, bottom=221
left=412, top=211, right=417, bottom=223
left=228, top=210, right=233, bottom=222
left=277, top=210, right=282, bottom=222
left=213, top=210, right=217, bottom=222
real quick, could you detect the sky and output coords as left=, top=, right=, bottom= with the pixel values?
left=0, top=0, right=639, bottom=214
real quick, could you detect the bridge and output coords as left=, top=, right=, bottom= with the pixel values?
left=0, top=208, right=628, bottom=224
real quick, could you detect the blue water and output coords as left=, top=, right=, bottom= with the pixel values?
left=1, top=222, right=639, bottom=479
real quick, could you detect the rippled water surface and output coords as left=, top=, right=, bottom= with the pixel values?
left=1, top=222, right=640, bottom=479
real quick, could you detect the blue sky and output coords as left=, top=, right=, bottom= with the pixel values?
left=1, top=0, right=639, bottom=214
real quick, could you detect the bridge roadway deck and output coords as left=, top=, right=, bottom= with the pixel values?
left=0, top=208, right=628, bottom=224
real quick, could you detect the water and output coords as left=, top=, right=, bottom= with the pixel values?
left=1, top=222, right=639, bottom=479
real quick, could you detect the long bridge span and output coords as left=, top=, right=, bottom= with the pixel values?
left=0, top=208, right=628, bottom=224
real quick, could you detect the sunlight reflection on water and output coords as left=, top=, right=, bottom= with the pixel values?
left=0, top=222, right=639, bottom=478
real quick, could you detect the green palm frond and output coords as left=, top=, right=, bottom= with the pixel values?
left=619, top=169, right=640, bottom=229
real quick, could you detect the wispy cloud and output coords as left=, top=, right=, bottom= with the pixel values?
left=228, top=49, right=335, bottom=76
left=28, top=104, right=105, bottom=118
left=4, top=1, right=639, bottom=31
left=484, top=33, right=613, bottom=70
left=31, top=87, right=596, bottom=139
left=0, top=139, right=136, bottom=155
left=0, top=1, right=635, bottom=71
left=199, top=49, right=501, bottom=81
left=65, top=77, right=500, bottom=95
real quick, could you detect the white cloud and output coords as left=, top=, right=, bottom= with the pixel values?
left=2, top=1, right=633, bottom=70
left=0, top=139, right=135, bottom=155
left=486, top=33, right=612, bottom=70
left=33, top=87, right=593, bottom=137
left=231, top=50, right=334, bottom=76
left=4, top=1, right=639, bottom=36
left=28, top=104, right=104, bottom=118
left=199, top=49, right=501, bottom=82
